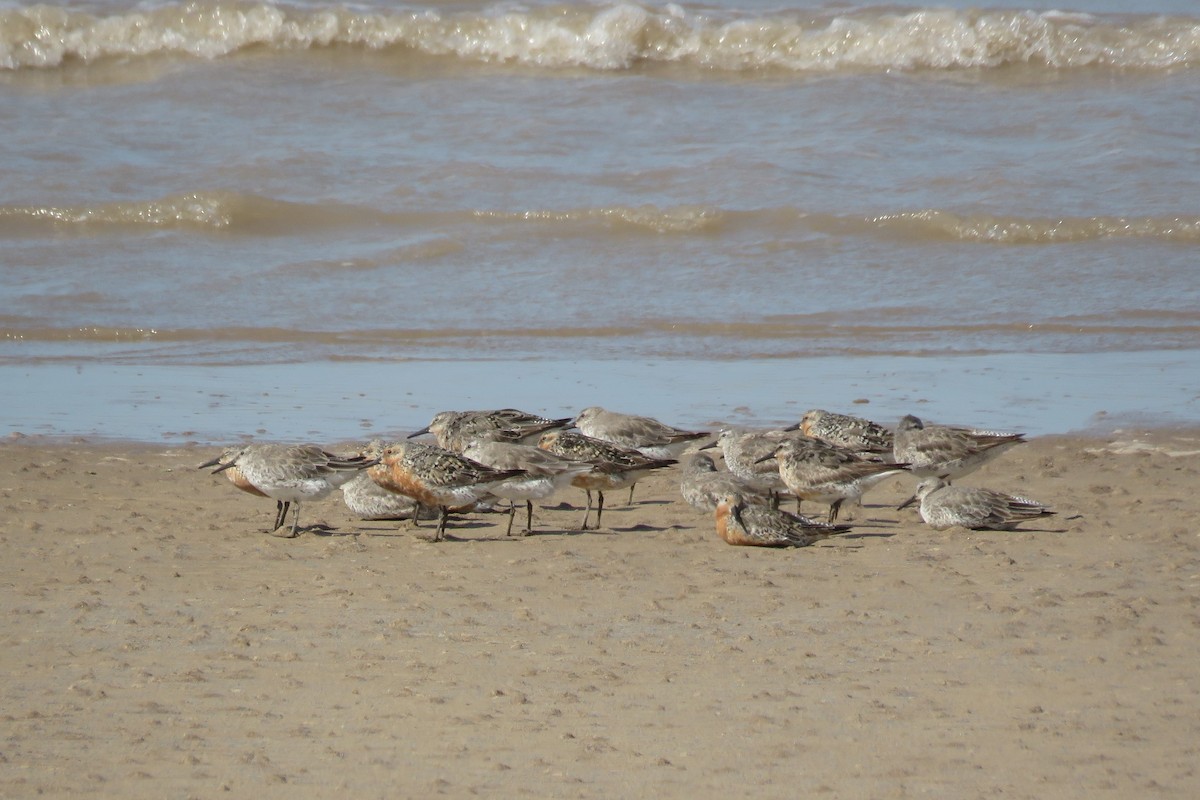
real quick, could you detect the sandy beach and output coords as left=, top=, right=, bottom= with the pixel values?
left=2, top=428, right=1199, bottom=798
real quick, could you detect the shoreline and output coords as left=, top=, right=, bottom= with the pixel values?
left=7, top=423, right=1200, bottom=453
left=2, top=349, right=1198, bottom=444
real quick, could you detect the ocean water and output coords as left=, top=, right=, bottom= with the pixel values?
left=1, top=0, right=1198, bottom=442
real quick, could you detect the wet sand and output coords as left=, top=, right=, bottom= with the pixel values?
left=2, top=429, right=1199, bottom=797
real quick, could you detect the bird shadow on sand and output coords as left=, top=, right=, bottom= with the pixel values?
left=606, top=522, right=675, bottom=533
left=510, top=527, right=619, bottom=539
left=411, top=526, right=621, bottom=542
left=972, top=525, right=1071, bottom=534
left=306, top=515, right=497, bottom=538
left=839, top=531, right=898, bottom=541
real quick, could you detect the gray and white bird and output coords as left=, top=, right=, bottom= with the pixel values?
left=199, top=443, right=375, bottom=537
left=900, top=478, right=1055, bottom=531
left=762, top=437, right=909, bottom=522
left=573, top=406, right=710, bottom=460
left=679, top=452, right=771, bottom=513
left=893, top=414, right=1024, bottom=481
left=461, top=440, right=594, bottom=536
left=892, top=414, right=1026, bottom=508
left=341, top=471, right=438, bottom=522
left=705, top=427, right=811, bottom=504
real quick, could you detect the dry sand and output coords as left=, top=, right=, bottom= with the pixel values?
left=2, top=429, right=1199, bottom=798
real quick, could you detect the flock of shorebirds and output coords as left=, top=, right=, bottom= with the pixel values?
left=198, top=406, right=1056, bottom=547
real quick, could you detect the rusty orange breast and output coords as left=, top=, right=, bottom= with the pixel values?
left=369, top=462, right=441, bottom=507
left=714, top=502, right=736, bottom=545
left=226, top=466, right=269, bottom=497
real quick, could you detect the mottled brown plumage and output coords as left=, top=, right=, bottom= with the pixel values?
left=539, top=430, right=676, bottom=530
left=714, top=493, right=850, bottom=548
left=369, top=440, right=526, bottom=541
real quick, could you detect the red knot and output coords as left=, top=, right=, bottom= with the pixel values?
left=714, top=493, right=850, bottom=548
left=573, top=406, right=708, bottom=504
left=199, top=444, right=375, bottom=537
left=900, top=477, right=1055, bottom=531
left=538, top=430, right=676, bottom=530
left=573, top=406, right=710, bottom=460
left=679, top=452, right=771, bottom=513
left=893, top=414, right=1025, bottom=507
left=794, top=408, right=894, bottom=459
left=762, top=437, right=909, bottom=522
left=368, top=440, right=527, bottom=541
left=461, top=440, right=594, bottom=536
left=341, top=472, right=439, bottom=522
left=706, top=427, right=809, bottom=504
left=410, top=408, right=571, bottom=453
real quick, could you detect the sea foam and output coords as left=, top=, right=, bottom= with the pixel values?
left=2, top=2, right=1197, bottom=72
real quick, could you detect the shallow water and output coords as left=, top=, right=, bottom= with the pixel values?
left=2, top=0, right=1198, bottom=440
left=5, top=351, right=1197, bottom=443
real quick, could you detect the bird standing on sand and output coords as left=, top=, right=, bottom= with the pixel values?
left=892, top=414, right=1025, bottom=480
left=199, top=443, right=375, bottom=537
left=368, top=440, right=527, bottom=541
left=573, top=406, right=709, bottom=503
left=538, top=430, right=676, bottom=530
left=762, top=437, right=909, bottom=522
left=706, top=427, right=806, bottom=504
left=714, top=493, right=850, bottom=548
left=574, top=406, right=710, bottom=460
left=892, top=414, right=1025, bottom=508
left=461, top=440, right=594, bottom=536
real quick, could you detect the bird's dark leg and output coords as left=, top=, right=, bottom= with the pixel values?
left=272, top=501, right=291, bottom=532
left=435, top=506, right=448, bottom=541
left=580, top=489, right=593, bottom=530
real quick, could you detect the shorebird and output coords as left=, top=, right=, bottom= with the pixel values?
left=573, top=406, right=710, bottom=460
left=461, top=440, right=594, bottom=536
left=900, top=477, right=1055, bottom=531
left=714, top=493, right=850, bottom=548
left=199, top=444, right=375, bottom=537
left=538, top=430, right=676, bottom=530
left=200, top=452, right=283, bottom=526
left=705, top=427, right=804, bottom=503
left=893, top=414, right=1025, bottom=479
left=794, top=408, right=893, bottom=458
left=573, top=406, right=708, bottom=503
left=892, top=414, right=1025, bottom=506
left=341, top=472, right=438, bottom=522
left=679, top=452, right=770, bottom=513
left=410, top=408, right=571, bottom=453
left=368, top=440, right=527, bottom=541
left=761, top=438, right=909, bottom=522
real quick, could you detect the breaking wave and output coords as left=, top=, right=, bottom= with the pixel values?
left=868, top=210, right=1200, bottom=243
left=3, top=2, right=1197, bottom=73
left=2, top=192, right=1196, bottom=245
